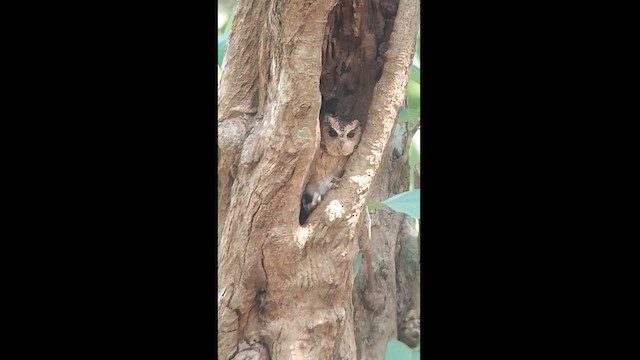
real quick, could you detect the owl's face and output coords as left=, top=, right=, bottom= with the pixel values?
left=321, top=114, right=362, bottom=156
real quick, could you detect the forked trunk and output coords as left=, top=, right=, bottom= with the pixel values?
left=217, top=0, right=418, bottom=358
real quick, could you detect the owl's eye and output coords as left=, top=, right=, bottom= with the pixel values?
left=347, top=131, right=356, bottom=138
left=329, top=129, right=338, bottom=137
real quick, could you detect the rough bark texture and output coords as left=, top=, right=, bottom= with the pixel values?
left=352, top=126, right=421, bottom=359
left=217, top=0, right=418, bottom=359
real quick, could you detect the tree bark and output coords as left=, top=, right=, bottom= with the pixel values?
left=217, top=0, right=418, bottom=359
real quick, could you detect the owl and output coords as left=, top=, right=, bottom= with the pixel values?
left=320, top=114, right=363, bottom=156
left=299, top=113, right=363, bottom=224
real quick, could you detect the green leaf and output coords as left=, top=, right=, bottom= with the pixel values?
left=406, top=79, right=420, bottom=109
left=409, top=166, right=415, bottom=191
left=385, top=340, right=414, bottom=360
left=223, top=6, right=235, bottom=35
left=408, top=129, right=420, bottom=190
left=354, top=252, right=363, bottom=277
left=218, top=33, right=229, bottom=67
left=410, top=65, right=420, bottom=84
left=367, top=201, right=386, bottom=212
left=381, top=189, right=420, bottom=219
left=409, top=130, right=420, bottom=168
left=398, top=108, right=420, bottom=128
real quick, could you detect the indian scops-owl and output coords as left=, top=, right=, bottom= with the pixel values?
left=299, top=113, right=363, bottom=224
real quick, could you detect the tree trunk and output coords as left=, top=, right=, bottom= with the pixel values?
left=352, top=129, right=421, bottom=359
left=217, top=0, right=418, bottom=359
